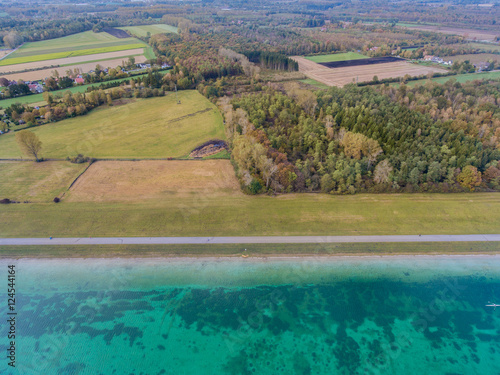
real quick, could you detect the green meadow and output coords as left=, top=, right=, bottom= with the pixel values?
left=299, top=78, right=330, bottom=89
left=0, top=161, right=87, bottom=202
left=0, top=90, right=225, bottom=159
left=305, top=52, right=368, bottom=63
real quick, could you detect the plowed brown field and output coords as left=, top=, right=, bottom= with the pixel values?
left=292, top=56, right=447, bottom=87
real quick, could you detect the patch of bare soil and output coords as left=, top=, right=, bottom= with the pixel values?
left=190, top=139, right=228, bottom=158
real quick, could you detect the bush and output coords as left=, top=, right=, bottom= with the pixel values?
left=248, top=179, right=263, bottom=194
left=69, top=154, right=90, bottom=164
left=53, top=197, right=60, bottom=203
left=0, top=198, right=11, bottom=204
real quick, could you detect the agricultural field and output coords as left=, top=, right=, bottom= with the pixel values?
left=454, top=42, right=500, bottom=53
left=441, top=53, right=500, bottom=64
left=1, top=192, right=499, bottom=237
left=5, top=31, right=143, bottom=59
left=0, top=48, right=145, bottom=73
left=395, top=24, right=500, bottom=42
left=292, top=56, right=447, bottom=87
left=0, top=90, right=225, bottom=159
left=0, top=30, right=150, bottom=80
left=400, top=71, right=500, bottom=87
left=0, top=45, right=145, bottom=67
left=118, top=24, right=178, bottom=37
left=66, top=160, right=241, bottom=202
left=304, top=52, right=368, bottom=63
left=0, top=55, right=148, bottom=82
left=0, top=161, right=87, bottom=203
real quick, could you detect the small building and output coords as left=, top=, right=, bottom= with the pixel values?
left=28, top=83, right=44, bottom=93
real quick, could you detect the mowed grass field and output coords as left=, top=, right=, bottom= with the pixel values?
left=0, top=161, right=87, bottom=202
left=0, top=192, right=499, bottom=237
left=66, top=160, right=242, bottom=202
left=118, top=24, right=178, bottom=37
left=0, top=90, right=225, bottom=159
left=304, top=52, right=368, bottom=63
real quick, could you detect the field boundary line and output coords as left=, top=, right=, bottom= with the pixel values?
left=0, top=43, right=24, bottom=61
left=64, top=160, right=95, bottom=194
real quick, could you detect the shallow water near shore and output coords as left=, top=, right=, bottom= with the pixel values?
left=1, top=255, right=499, bottom=374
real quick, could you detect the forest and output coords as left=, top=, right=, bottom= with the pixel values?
left=223, top=83, right=500, bottom=194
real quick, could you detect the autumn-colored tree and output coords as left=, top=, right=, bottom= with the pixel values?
left=373, top=159, right=393, bottom=184
left=16, top=130, right=42, bottom=161
left=457, top=165, right=482, bottom=191
left=340, top=131, right=382, bottom=163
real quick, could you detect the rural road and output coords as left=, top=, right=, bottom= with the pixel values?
left=1, top=235, right=500, bottom=246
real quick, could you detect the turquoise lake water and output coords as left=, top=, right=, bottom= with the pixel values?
left=0, top=255, right=499, bottom=375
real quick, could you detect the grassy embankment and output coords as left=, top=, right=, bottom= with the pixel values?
left=1, top=193, right=499, bottom=238
left=2, top=242, right=499, bottom=258
left=0, top=90, right=225, bottom=159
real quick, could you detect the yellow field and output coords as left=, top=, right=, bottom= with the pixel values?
left=292, top=56, right=447, bottom=87
left=67, top=160, right=241, bottom=202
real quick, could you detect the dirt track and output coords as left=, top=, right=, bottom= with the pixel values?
left=292, top=56, right=447, bottom=87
